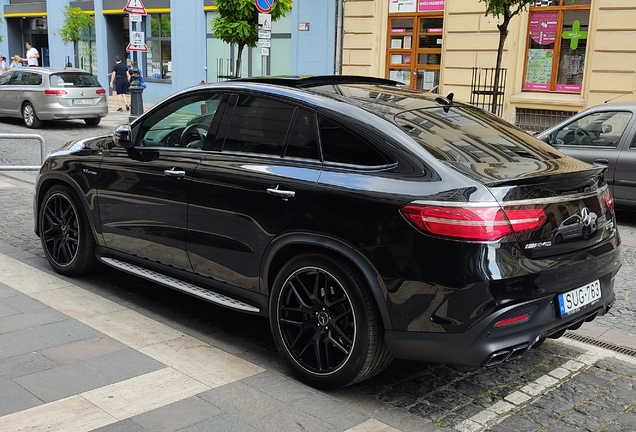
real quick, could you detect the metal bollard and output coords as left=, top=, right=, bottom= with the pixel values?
left=129, top=67, right=144, bottom=122
left=0, top=134, right=46, bottom=171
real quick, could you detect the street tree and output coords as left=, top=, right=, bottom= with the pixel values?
left=0, top=17, right=4, bottom=43
left=211, top=0, right=292, bottom=77
left=58, top=5, right=93, bottom=67
left=479, top=0, right=533, bottom=114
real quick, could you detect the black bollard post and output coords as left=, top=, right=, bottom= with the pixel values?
left=128, top=67, right=144, bottom=122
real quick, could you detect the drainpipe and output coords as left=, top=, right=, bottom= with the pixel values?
left=335, top=0, right=344, bottom=74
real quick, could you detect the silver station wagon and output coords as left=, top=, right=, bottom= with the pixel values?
left=0, top=67, right=108, bottom=128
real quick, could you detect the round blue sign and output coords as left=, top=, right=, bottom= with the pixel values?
left=255, top=0, right=275, bottom=14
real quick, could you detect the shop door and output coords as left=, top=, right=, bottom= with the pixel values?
left=386, top=15, right=443, bottom=93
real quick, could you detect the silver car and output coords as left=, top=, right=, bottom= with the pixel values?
left=0, top=67, right=108, bottom=128
left=537, top=102, right=636, bottom=208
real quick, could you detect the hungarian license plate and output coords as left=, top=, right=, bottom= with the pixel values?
left=557, top=280, right=601, bottom=317
left=72, top=99, right=94, bottom=105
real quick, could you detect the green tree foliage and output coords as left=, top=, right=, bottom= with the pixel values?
left=58, top=6, right=93, bottom=45
left=479, top=0, right=532, bottom=113
left=211, top=0, right=292, bottom=77
left=0, top=17, right=4, bottom=43
left=58, top=6, right=94, bottom=67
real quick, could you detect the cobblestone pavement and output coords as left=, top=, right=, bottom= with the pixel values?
left=0, top=117, right=635, bottom=432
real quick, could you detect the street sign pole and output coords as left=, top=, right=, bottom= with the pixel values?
left=124, top=0, right=148, bottom=120
left=258, top=11, right=272, bottom=76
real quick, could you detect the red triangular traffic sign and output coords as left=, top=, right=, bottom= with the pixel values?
left=124, top=0, right=147, bottom=15
left=126, top=43, right=149, bottom=52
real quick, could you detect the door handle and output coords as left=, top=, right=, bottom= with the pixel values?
left=594, top=158, right=609, bottom=165
left=266, top=185, right=295, bottom=199
left=164, top=167, right=186, bottom=178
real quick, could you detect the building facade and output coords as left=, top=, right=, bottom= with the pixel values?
left=0, top=0, right=340, bottom=103
left=342, top=0, right=636, bottom=130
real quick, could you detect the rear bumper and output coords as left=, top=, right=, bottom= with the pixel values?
left=37, top=101, right=108, bottom=120
left=384, top=274, right=616, bottom=367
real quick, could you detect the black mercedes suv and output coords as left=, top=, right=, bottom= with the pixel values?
left=34, top=76, right=620, bottom=389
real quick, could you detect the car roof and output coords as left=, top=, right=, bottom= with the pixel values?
left=8, top=67, right=92, bottom=74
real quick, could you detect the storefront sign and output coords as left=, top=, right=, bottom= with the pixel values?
left=529, top=12, right=557, bottom=45
left=418, top=0, right=445, bottom=12
left=390, top=0, right=416, bottom=13
left=556, top=84, right=582, bottom=92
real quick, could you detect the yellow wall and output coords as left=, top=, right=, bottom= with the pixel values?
left=341, top=0, right=388, bottom=77
left=342, top=0, right=636, bottom=123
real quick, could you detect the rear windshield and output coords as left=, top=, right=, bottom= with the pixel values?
left=394, top=105, right=564, bottom=164
left=50, top=73, right=101, bottom=88
left=317, top=84, right=564, bottom=164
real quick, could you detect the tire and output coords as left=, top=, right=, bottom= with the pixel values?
left=39, top=185, right=97, bottom=276
left=23, top=102, right=42, bottom=129
left=84, top=118, right=101, bottom=127
left=269, top=253, right=392, bottom=389
left=555, top=233, right=563, bottom=244
left=582, top=225, right=591, bottom=240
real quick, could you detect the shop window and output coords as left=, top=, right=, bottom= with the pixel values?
left=77, top=21, right=96, bottom=75
left=523, top=0, right=591, bottom=93
left=386, top=14, right=443, bottom=92
left=145, top=14, right=172, bottom=80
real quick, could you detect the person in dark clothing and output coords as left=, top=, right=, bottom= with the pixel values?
left=110, top=55, right=130, bottom=111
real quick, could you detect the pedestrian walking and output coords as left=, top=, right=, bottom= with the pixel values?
left=22, top=42, right=39, bottom=67
left=110, top=55, right=130, bottom=112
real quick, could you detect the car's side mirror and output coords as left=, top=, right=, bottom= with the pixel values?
left=113, top=124, right=133, bottom=148
left=602, top=124, right=612, bottom=134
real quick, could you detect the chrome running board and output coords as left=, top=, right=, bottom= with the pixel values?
left=100, top=257, right=260, bottom=313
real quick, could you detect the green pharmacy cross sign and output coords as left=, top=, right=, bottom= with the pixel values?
left=562, top=20, right=588, bottom=50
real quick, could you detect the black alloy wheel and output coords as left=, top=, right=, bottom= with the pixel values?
left=39, top=185, right=96, bottom=275
left=270, top=253, right=391, bottom=389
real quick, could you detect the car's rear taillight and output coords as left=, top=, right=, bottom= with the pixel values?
left=400, top=204, right=546, bottom=241
left=96, top=89, right=106, bottom=95
left=602, top=189, right=614, bottom=211
left=44, top=89, right=68, bottom=96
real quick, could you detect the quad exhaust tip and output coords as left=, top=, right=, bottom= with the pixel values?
left=483, top=342, right=531, bottom=367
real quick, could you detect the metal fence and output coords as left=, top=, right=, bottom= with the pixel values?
left=0, top=134, right=46, bottom=171
left=470, top=67, right=507, bottom=117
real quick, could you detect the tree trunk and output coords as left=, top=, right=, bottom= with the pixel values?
left=235, top=43, right=245, bottom=78
left=491, top=18, right=510, bottom=115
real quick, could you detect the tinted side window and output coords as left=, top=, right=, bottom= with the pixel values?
left=223, top=95, right=294, bottom=156
left=136, top=93, right=224, bottom=149
left=9, top=72, right=32, bottom=85
left=30, top=73, right=42, bottom=85
left=318, top=116, right=390, bottom=166
left=0, top=72, right=12, bottom=85
left=284, top=108, right=320, bottom=160
left=554, top=111, right=632, bottom=148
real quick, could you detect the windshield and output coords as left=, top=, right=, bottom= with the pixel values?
left=50, top=73, right=101, bottom=88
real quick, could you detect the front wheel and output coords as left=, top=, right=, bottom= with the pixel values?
left=39, top=185, right=96, bottom=275
left=23, top=103, right=42, bottom=128
left=269, top=253, right=391, bottom=389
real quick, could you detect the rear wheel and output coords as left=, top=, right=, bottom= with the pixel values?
left=84, top=118, right=101, bottom=127
left=23, top=102, right=42, bottom=128
left=269, top=253, right=392, bottom=389
left=39, top=185, right=96, bottom=275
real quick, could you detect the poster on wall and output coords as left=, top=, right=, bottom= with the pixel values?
left=523, top=49, right=553, bottom=90
left=529, top=12, right=558, bottom=45
left=418, top=0, right=445, bottom=12
left=389, top=0, right=416, bottom=13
